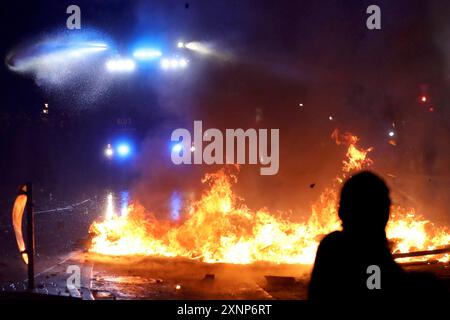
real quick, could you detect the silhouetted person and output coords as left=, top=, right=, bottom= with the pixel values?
left=308, top=171, right=445, bottom=301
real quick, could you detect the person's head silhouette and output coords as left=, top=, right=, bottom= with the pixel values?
left=338, top=171, right=391, bottom=238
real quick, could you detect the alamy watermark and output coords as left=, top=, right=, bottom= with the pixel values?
left=171, top=121, right=279, bottom=175
left=366, top=265, right=381, bottom=290
left=66, top=265, right=81, bottom=290
left=64, top=4, right=380, bottom=32
left=366, top=5, right=381, bottom=30
left=66, top=5, right=81, bottom=30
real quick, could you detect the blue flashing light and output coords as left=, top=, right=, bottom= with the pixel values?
left=133, top=48, right=162, bottom=60
left=117, top=143, right=131, bottom=157
left=172, top=143, right=183, bottom=153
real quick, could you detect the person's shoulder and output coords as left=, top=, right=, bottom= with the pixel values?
left=321, top=230, right=343, bottom=241
left=318, top=230, right=344, bottom=249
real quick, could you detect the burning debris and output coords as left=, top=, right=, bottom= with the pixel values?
left=88, top=131, right=450, bottom=265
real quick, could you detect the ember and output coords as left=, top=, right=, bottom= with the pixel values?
left=89, top=131, right=450, bottom=264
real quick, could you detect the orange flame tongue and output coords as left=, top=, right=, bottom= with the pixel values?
left=90, top=168, right=326, bottom=264
left=89, top=131, right=450, bottom=264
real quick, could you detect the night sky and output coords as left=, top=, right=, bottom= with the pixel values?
left=0, top=1, right=449, bottom=223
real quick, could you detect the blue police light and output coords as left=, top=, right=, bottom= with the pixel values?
left=133, top=48, right=162, bottom=60
left=117, top=143, right=131, bottom=157
left=172, top=143, right=183, bottom=153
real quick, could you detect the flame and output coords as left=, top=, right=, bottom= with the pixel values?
left=12, top=194, right=28, bottom=264
left=89, top=131, right=450, bottom=264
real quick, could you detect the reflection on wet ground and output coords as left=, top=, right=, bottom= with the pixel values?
left=87, top=253, right=311, bottom=300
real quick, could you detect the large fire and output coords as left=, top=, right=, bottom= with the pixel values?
left=89, top=131, right=450, bottom=264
